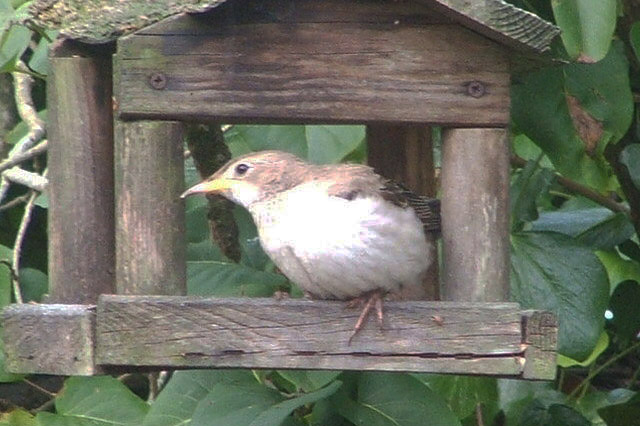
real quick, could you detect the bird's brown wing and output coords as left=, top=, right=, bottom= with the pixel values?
left=324, top=164, right=441, bottom=234
left=379, top=180, right=441, bottom=234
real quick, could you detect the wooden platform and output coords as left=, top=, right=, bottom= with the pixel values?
left=2, top=296, right=556, bottom=379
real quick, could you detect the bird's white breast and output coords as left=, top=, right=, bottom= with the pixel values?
left=249, top=183, right=433, bottom=299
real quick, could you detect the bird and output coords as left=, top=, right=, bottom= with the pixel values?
left=181, top=150, right=440, bottom=342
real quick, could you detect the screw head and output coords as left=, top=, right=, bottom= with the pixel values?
left=149, top=72, right=167, bottom=90
left=466, top=81, right=486, bottom=98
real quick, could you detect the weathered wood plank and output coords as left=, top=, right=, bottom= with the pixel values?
left=97, top=295, right=528, bottom=374
left=116, top=17, right=510, bottom=125
left=48, top=52, right=115, bottom=303
left=114, top=120, right=186, bottom=295
left=367, top=125, right=439, bottom=300
left=2, top=304, right=98, bottom=375
left=522, top=310, right=557, bottom=380
left=441, top=128, right=510, bottom=302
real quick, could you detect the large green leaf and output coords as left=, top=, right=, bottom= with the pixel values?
left=497, top=380, right=558, bottom=426
left=37, top=376, right=149, bottom=426
left=511, top=231, right=609, bottom=360
left=557, top=331, right=609, bottom=367
left=143, top=370, right=255, bottom=426
left=418, top=375, right=498, bottom=420
left=531, top=207, right=615, bottom=237
left=335, top=373, right=461, bottom=426
left=510, top=160, right=554, bottom=229
left=552, top=0, right=617, bottom=63
left=619, top=143, right=640, bottom=190
left=598, top=390, right=640, bottom=426
left=18, top=267, right=47, bottom=303
left=0, top=409, right=37, bottom=426
left=520, top=401, right=591, bottom=426
left=511, top=42, right=632, bottom=191
left=596, top=250, right=640, bottom=293
left=276, top=370, right=342, bottom=393
left=187, top=260, right=286, bottom=297
left=0, top=23, right=29, bottom=71
left=225, top=125, right=307, bottom=159
left=305, top=125, right=365, bottom=164
left=249, top=380, right=341, bottom=426
left=631, top=22, right=640, bottom=62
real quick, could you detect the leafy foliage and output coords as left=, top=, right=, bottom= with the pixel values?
left=2, top=0, right=640, bottom=425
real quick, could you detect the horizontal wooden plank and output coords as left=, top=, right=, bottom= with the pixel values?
left=117, top=16, right=510, bottom=125
left=2, top=304, right=99, bottom=376
left=97, top=295, right=530, bottom=374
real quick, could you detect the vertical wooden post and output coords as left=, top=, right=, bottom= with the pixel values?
left=114, top=120, right=186, bottom=295
left=367, top=125, right=438, bottom=300
left=441, top=128, right=510, bottom=302
left=48, top=50, right=115, bottom=303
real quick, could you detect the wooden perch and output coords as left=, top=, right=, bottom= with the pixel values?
left=2, top=296, right=557, bottom=379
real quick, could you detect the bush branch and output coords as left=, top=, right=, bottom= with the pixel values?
left=511, top=154, right=629, bottom=215
left=0, top=139, right=47, bottom=173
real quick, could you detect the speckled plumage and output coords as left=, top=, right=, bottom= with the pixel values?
left=182, top=150, right=439, bottom=302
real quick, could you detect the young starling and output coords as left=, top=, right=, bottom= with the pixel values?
left=181, top=150, right=439, bottom=341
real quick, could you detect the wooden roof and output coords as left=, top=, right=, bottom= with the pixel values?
left=28, top=0, right=559, bottom=53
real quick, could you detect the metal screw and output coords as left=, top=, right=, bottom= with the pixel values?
left=149, top=72, right=167, bottom=90
left=466, top=81, right=485, bottom=98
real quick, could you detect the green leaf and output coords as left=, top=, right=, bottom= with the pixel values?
left=608, top=280, right=640, bottom=342
left=187, top=260, right=286, bottom=297
left=0, top=409, right=38, bottom=426
left=190, top=380, right=285, bottom=426
left=28, top=30, right=57, bottom=75
left=0, top=23, right=30, bottom=71
left=143, top=370, right=255, bottom=426
left=557, top=330, right=609, bottom=367
left=305, top=125, right=365, bottom=164
left=596, top=250, right=640, bottom=293
left=418, top=375, right=498, bottom=420
left=552, top=0, right=617, bottom=62
left=497, top=380, right=559, bottom=426
left=249, top=381, right=342, bottom=426
left=18, top=267, right=47, bottom=302
left=276, top=370, right=342, bottom=393
left=512, top=42, right=632, bottom=191
left=597, top=390, right=640, bottom=426
left=234, top=206, right=270, bottom=270
left=574, top=212, right=634, bottom=250
left=520, top=401, right=591, bottom=426
left=37, top=376, right=149, bottom=426
left=619, top=143, right=640, bottom=190
left=510, top=159, right=554, bottom=228
left=532, top=207, right=615, bottom=237
left=5, top=109, right=47, bottom=144
left=511, top=231, right=609, bottom=360
left=226, top=125, right=307, bottom=159
left=335, top=372, right=461, bottom=426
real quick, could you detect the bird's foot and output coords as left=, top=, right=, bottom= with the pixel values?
left=346, top=290, right=384, bottom=345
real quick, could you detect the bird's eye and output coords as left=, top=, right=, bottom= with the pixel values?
left=234, top=163, right=250, bottom=175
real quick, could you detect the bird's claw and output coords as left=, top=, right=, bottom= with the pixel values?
left=347, top=290, right=385, bottom=345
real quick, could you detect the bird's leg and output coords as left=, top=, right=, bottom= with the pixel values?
left=347, top=290, right=385, bottom=344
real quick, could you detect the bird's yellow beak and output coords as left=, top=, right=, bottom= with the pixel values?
left=180, top=178, right=234, bottom=198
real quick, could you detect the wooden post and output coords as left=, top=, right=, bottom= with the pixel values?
left=441, top=128, right=510, bottom=302
left=48, top=50, right=115, bottom=303
left=367, top=125, right=438, bottom=300
left=114, top=120, right=186, bottom=295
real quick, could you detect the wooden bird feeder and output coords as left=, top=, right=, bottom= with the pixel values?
left=3, top=0, right=559, bottom=379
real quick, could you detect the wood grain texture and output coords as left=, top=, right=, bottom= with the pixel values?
left=47, top=55, right=115, bottom=303
left=441, top=128, right=510, bottom=302
left=114, top=120, right=186, bottom=295
left=522, top=310, right=557, bottom=380
left=95, top=295, right=548, bottom=376
left=2, top=304, right=98, bottom=375
left=367, top=125, right=439, bottom=300
left=116, top=1, right=510, bottom=126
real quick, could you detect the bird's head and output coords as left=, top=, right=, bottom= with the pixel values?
left=180, top=150, right=308, bottom=207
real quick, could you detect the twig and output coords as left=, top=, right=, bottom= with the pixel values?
left=0, top=192, right=30, bottom=211
left=11, top=169, right=46, bottom=304
left=511, top=154, right=629, bottom=215
left=22, top=378, right=56, bottom=397
left=3, top=167, right=48, bottom=192
left=569, top=340, right=640, bottom=400
left=0, top=139, right=47, bottom=173
left=0, top=60, right=46, bottom=204
left=475, top=403, right=485, bottom=426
